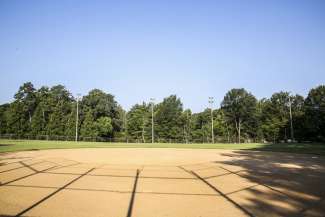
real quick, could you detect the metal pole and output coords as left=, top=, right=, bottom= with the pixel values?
left=124, top=111, right=128, bottom=143
left=209, top=97, right=214, bottom=143
left=186, top=111, right=189, bottom=144
left=150, top=98, right=155, bottom=143
left=288, top=95, right=294, bottom=141
left=75, top=94, right=81, bottom=142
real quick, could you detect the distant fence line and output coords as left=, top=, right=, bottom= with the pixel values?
left=0, top=134, right=265, bottom=143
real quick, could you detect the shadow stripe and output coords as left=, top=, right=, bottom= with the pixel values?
left=0, top=160, right=46, bottom=174
left=0, top=166, right=58, bottom=186
left=43, top=171, right=196, bottom=180
left=15, top=168, right=95, bottom=217
left=6, top=184, right=218, bottom=196
left=126, top=169, right=140, bottom=217
left=218, top=165, right=324, bottom=216
left=191, top=171, right=255, bottom=217
left=20, top=161, right=39, bottom=173
left=219, top=166, right=297, bottom=200
left=204, top=169, right=247, bottom=180
left=1, top=162, right=81, bottom=186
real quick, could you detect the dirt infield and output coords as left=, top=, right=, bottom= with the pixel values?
left=1, top=148, right=325, bottom=217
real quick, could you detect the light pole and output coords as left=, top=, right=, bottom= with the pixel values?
left=186, top=111, right=190, bottom=144
left=288, top=93, right=294, bottom=142
left=150, top=98, right=155, bottom=143
left=209, top=97, right=214, bottom=143
left=75, top=93, right=81, bottom=142
left=124, top=111, right=128, bottom=143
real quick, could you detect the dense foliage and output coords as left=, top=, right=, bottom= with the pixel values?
left=0, top=82, right=324, bottom=143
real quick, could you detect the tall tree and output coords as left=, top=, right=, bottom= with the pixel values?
left=190, top=109, right=211, bottom=143
left=304, top=85, right=325, bottom=142
left=0, top=104, right=9, bottom=134
left=259, top=92, right=304, bottom=142
left=155, top=95, right=184, bottom=142
left=14, top=82, right=37, bottom=125
left=46, top=85, right=73, bottom=136
left=31, top=86, right=51, bottom=136
left=126, top=103, right=150, bottom=142
left=80, top=89, right=122, bottom=138
left=6, top=82, right=37, bottom=135
left=80, top=110, right=97, bottom=137
left=221, top=88, right=257, bottom=143
left=181, top=109, right=192, bottom=143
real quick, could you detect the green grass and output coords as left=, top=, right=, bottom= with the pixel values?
left=0, top=139, right=324, bottom=155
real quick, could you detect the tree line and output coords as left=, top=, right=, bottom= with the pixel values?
left=0, top=82, right=324, bottom=143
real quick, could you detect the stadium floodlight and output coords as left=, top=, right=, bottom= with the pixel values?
left=209, top=97, right=214, bottom=143
left=75, top=93, right=81, bottom=142
left=150, top=98, right=155, bottom=143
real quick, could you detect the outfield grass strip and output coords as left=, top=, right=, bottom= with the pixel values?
left=1, top=139, right=325, bottom=156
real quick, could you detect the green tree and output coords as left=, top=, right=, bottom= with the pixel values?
left=0, top=104, right=10, bottom=134
left=190, top=109, right=211, bottom=143
left=30, top=86, right=51, bottom=136
left=14, top=82, right=37, bottom=125
left=155, top=95, right=184, bottom=142
left=95, top=117, right=113, bottom=137
left=126, top=103, right=150, bottom=142
left=304, top=85, right=325, bottom=142
left=1, top=82, right=325, bottom=143
left=80, top=111, right=97, bottom=137
left=259, top=92, right=304, bottom=142
left=81, top=89, right=122, bottom=137
left=181, top=109, right=192, bottom=143
left=221, top=88, right=257, bottom=143
left=213, top=109, right=229, bottom=142
left=4, top=82, right=38, bottom=136
left=64, top=101, right=78, bottom=138
left=80, top=112, right=113, bottom=138
left=46, top=85, right=73, bottom=136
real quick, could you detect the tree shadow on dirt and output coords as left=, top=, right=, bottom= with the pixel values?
left=214, top=150, right=325, bottom=217
left=249, top=143, right=325, bottom=156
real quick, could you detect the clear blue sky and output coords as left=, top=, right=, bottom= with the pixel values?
left=1, top=0, right=325, bottom=112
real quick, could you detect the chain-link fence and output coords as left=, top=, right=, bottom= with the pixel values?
left=0, top=134, right=264, bottom=143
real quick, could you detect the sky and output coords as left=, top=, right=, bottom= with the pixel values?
left=1, top=0, right=325, bottom=112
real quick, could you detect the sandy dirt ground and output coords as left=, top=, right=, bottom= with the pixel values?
left=0, top=148, right=325, bottom=217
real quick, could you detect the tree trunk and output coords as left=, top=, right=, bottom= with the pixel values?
left=225, top=123, right=230, bottom=143
left=142, top=116, right=146, bottom=143
left=42, top=110, right=45, bottom=122
left=28, top=111, right=32, bottom=124
left=235, top=119, right=241, bottom=144
left=238, top=120, right=241, bottom=144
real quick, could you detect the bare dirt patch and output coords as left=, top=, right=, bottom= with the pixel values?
left=0, top=148, right=325, bottom=217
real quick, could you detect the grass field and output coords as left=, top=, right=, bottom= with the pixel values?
left=0, top=139, right=325, bottom=155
